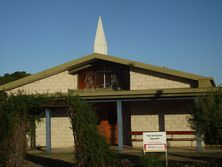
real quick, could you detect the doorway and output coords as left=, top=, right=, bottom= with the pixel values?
left=95, top=102, right=118, bottom=145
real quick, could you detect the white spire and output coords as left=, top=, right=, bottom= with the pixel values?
left=94, top=16, right=107, bottom=55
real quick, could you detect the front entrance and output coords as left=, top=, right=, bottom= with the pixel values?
left=95, top=102, right=118, bottom=145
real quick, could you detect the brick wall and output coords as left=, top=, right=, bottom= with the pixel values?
left=36, top=117, right=74, bottom=148
left=8, top=71, right=77, bottom=94
left=128, top=100, right=196, bottom=147
left=36, top=100, right=197, bottom=148
left=131, top=115, right=159, bottom=132
left=130, top=68, right=195, bottom=90
left=165, top=114, right=191, bottom=131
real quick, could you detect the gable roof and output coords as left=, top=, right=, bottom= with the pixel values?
left=0, top=53, right=215, bottom=91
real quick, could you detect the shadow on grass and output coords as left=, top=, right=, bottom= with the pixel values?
left=169, top=152, right=222, bottom=162
left=115, top=152, right=141, bottom=166
left=26, top=154, right=75, bottom=167
left=116, top=151, right=222, bottom=167
left=168, top=152, right=222, bottom=167
left=25, top=151, right=222, bottom=167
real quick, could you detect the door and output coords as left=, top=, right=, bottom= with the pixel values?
left=96, top=103, right=118, bottom=145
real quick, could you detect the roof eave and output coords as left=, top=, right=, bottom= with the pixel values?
left=70, top=87, right=218, bottom=100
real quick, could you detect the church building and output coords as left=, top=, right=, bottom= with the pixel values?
left=0, top=17, right=216, bottom=151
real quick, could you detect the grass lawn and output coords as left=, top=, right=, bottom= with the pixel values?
left=24, top=147, right=222, bottom=167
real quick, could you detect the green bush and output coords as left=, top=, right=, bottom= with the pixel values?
left=0, top=93, right=45, bottom=167
left=67, top=94, right=116, bottom=167
left=188, top=90, right=222, bottom=145
left=0, top=92, right=118, bottom=167
left=0, top=93, right=29, bottom=167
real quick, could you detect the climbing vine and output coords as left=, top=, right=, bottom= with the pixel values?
left=0, top=91, right=116, bottom=167
left=0, top=92, right=47, bottom=167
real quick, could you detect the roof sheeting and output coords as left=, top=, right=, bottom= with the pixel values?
left=0, top=53, right=214, bottom=91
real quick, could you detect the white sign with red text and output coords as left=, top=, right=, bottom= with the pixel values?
left=143, top=132, right=167, bottom=152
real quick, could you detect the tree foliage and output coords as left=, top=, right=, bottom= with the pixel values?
left=0, top=71, right=30, bottom=86
left=0, top=93, right=46, bottom=167
left=67, top=93, right=115, bottom=167
left=0, top=92, right=116, bottom=167
left=188, top=90, right=222, bottom=145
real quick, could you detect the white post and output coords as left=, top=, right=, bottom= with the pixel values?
left=117, top=100, right=123, bottom=151
left=45, top=108, right=51, bottom=153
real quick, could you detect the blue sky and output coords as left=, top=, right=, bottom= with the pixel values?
left=0, top=0, right=221, bottom=85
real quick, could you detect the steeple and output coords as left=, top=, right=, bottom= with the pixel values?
left=94, top=16, right=107, bottom=55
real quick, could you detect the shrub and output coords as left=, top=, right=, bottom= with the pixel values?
left=188, top=90, right=222, bottom=145
left=67, top=94, right=115, bottom=167
left=0, top=92, right=118, bottom=167
left=0, top=93, right=45, bottom=167
left=0, top=93, right=29, bottom=167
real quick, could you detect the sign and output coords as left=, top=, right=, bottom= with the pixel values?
left=144, top=144, right=166, bottom=152
left=143, top=132, right=168, bottom=167
left=143, top=132, right=167, bottom=152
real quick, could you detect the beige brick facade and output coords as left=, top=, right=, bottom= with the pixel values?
left=34, top=100, right=196, bottom=148
left=165, top=114, right=191, bottom=131
left=35, top=119, right=46, bottom=147
left=36, top=117, right=74, bottom=148
left=7, top=71, right=77, bottom=148
left=131, top=115, right=159, bottom=132
left=128, top=100, right=196, bottom=147
left=130, top=68, right=194, bottom=90
left=8, top=71, right=77, bottom=94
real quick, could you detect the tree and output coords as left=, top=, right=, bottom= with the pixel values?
left=67, top=94, right=115, bottom=167
left=0, top=92, right=117, bottom=167
left=0, top=71, right=30, bottom=86
left=0, top=93, right=45, bottom=167
left=188, top=90, right=222, bottom=145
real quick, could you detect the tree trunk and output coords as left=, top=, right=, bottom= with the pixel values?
left=6, top=120, right=27, bottom=167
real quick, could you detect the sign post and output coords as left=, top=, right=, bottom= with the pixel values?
left=143, top=132, right=168, bottom=167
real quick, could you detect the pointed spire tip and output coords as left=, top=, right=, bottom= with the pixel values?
left=94, top=16, right=107, bottom=55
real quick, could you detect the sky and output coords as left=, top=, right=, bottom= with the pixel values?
left=0, top=0, right=221, bottom=85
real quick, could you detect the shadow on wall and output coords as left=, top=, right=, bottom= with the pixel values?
left=123, top=101, right=132, bottom=146
left=129, top=91, right=193, bottom=133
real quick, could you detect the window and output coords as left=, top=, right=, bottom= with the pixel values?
left=78, top=62, right=130, bottom=90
